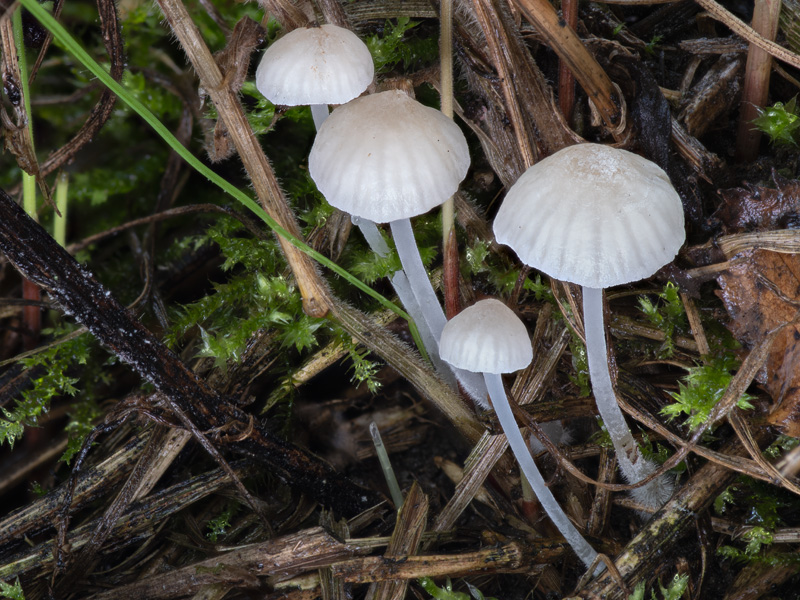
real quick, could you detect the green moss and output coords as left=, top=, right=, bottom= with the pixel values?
left=637, top=282, right=686, bottom=358
left=628, top=574, right=688, bottom=600
left=0, top=326, right=95, bottom=453
left=0, top=578, right=25, bottom=600
left=752, top=96, right=800, bottom=146
left=661, top=352, right=754, bottom=430
left=366, top=18, right=438, bottom=73
left=418, top=577, right=497, bottom=600
left=206, top=504, right=236, bottom=542
left=714, top=477, right=800, bottom=564
left=166, top=216, right=328, bottom=368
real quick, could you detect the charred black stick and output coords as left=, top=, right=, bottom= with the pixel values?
left=0, top=188, right=379, bottom=516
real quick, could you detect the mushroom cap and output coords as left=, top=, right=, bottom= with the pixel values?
left=439, top=299, right=533, bottom=374
left=493, top=143, right=685, bottom=288
left=308, top=90, right=470, bottom=223
left=255, top=24, right=374, bottom=106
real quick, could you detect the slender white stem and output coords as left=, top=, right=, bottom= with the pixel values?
left=582, top=286, right=673, bottom=507
left=582, top=287, right=638, bottom=466
left=311, top=104, right=330, bottom=130
left=390, top=218, right=447, bottom=340
left=484, top=372, right=599, bottom=570
left=354, top=216, right=456, bottom=387
left=390, top=218, right=488, bottom=405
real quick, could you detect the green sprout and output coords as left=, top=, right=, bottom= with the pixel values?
left=206, top=505, right=235, bottom=542
left=346, top=345, right=382, bottom=394
left=752, top=96, right=800, bottom=146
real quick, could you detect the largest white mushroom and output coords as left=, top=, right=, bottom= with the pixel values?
left=493, top=143, right=685, bottom=508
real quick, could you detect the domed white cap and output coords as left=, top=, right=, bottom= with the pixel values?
left=255, top=24, right=374, bottom=106
left=439, top=299, right=533, bottom=375
left=309, top=90, right=470, bottom=223
left=493, top=143, right=685, bottom=288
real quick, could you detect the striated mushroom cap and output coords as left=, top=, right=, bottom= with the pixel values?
left=493, top=143, right=685, bottom=288
left=255, top=24, right=374, bottom=106
left=439, top=299, right=533, bottom=375
left=309, top=90, right=470, bottom=223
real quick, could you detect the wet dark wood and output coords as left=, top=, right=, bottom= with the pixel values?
left=0, top=188, right=380, bottom=517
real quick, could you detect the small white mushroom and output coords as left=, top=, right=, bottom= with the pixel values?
left=493, top=143, right=685, bottom=509
left=439, top=298, right=599, bottom=570
left=255, top=24, right=374, bottom=129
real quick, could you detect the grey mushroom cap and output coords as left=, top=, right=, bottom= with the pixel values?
left=493, top=143, right=685, bottom=288
left=308, top=90, right=470, bottom=223
left=255, top=24, right=374, bottom=106
left=439, top=299, right=533, bottom=375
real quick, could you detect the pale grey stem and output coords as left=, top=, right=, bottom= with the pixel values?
left=369, top=421, right=404, bottom=509
left=310, top=104, right=330, bottom=130
left=353, top=216, right=455, bottom=387
left=389, top=218, right=488, bottom=405
left=583, top=286, right=673, bottom=507
left=484, top=372, right=600, bottom=571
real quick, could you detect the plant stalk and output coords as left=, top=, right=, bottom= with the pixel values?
left=439, top=0, right=461, bottom=319
left=12, top=7, right=41, bottom=348
left=735, top=0, right=782, bottom=162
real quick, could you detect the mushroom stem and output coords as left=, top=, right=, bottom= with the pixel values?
left=390, top=218, right=447, bottom=340
left=582, top=286, right=673, bottom=507
left=354, top=216, right=455, bottom=386
left=390, top=218, right=488, bottom=404
left=310, top=104, right=330, bottom=130
left=484, top=372, right=600, bottom=570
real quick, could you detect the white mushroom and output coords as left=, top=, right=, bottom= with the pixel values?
left=439, top=299, right=599, bottom=569
left=255, top=24, right=374, bottom=129
left=493, top=143, right=685, bottom=508
left=310, top=90, right=487, bottom=403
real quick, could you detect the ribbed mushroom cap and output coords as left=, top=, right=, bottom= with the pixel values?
left=255, top=24, right=374, bottom=106
left=493, top=143, right=685, bottom=288
left=308, top=90, right=470, bottom=223
left=439, top=299, right=533, bottom=375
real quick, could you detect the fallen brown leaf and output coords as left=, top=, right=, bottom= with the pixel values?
left=717, top=250, right=800, bottom=437
left=715, top=171, right=800, bottom=233
left=716, top=174, right=800, bottom=435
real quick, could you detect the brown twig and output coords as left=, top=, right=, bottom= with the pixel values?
left=507, top=0, right=625, bottom=134
left=558, top=0, right=579, bottom=121
left=37, top=0, right=125, bottom=178
left=366, top=482, right=428, bottom=600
